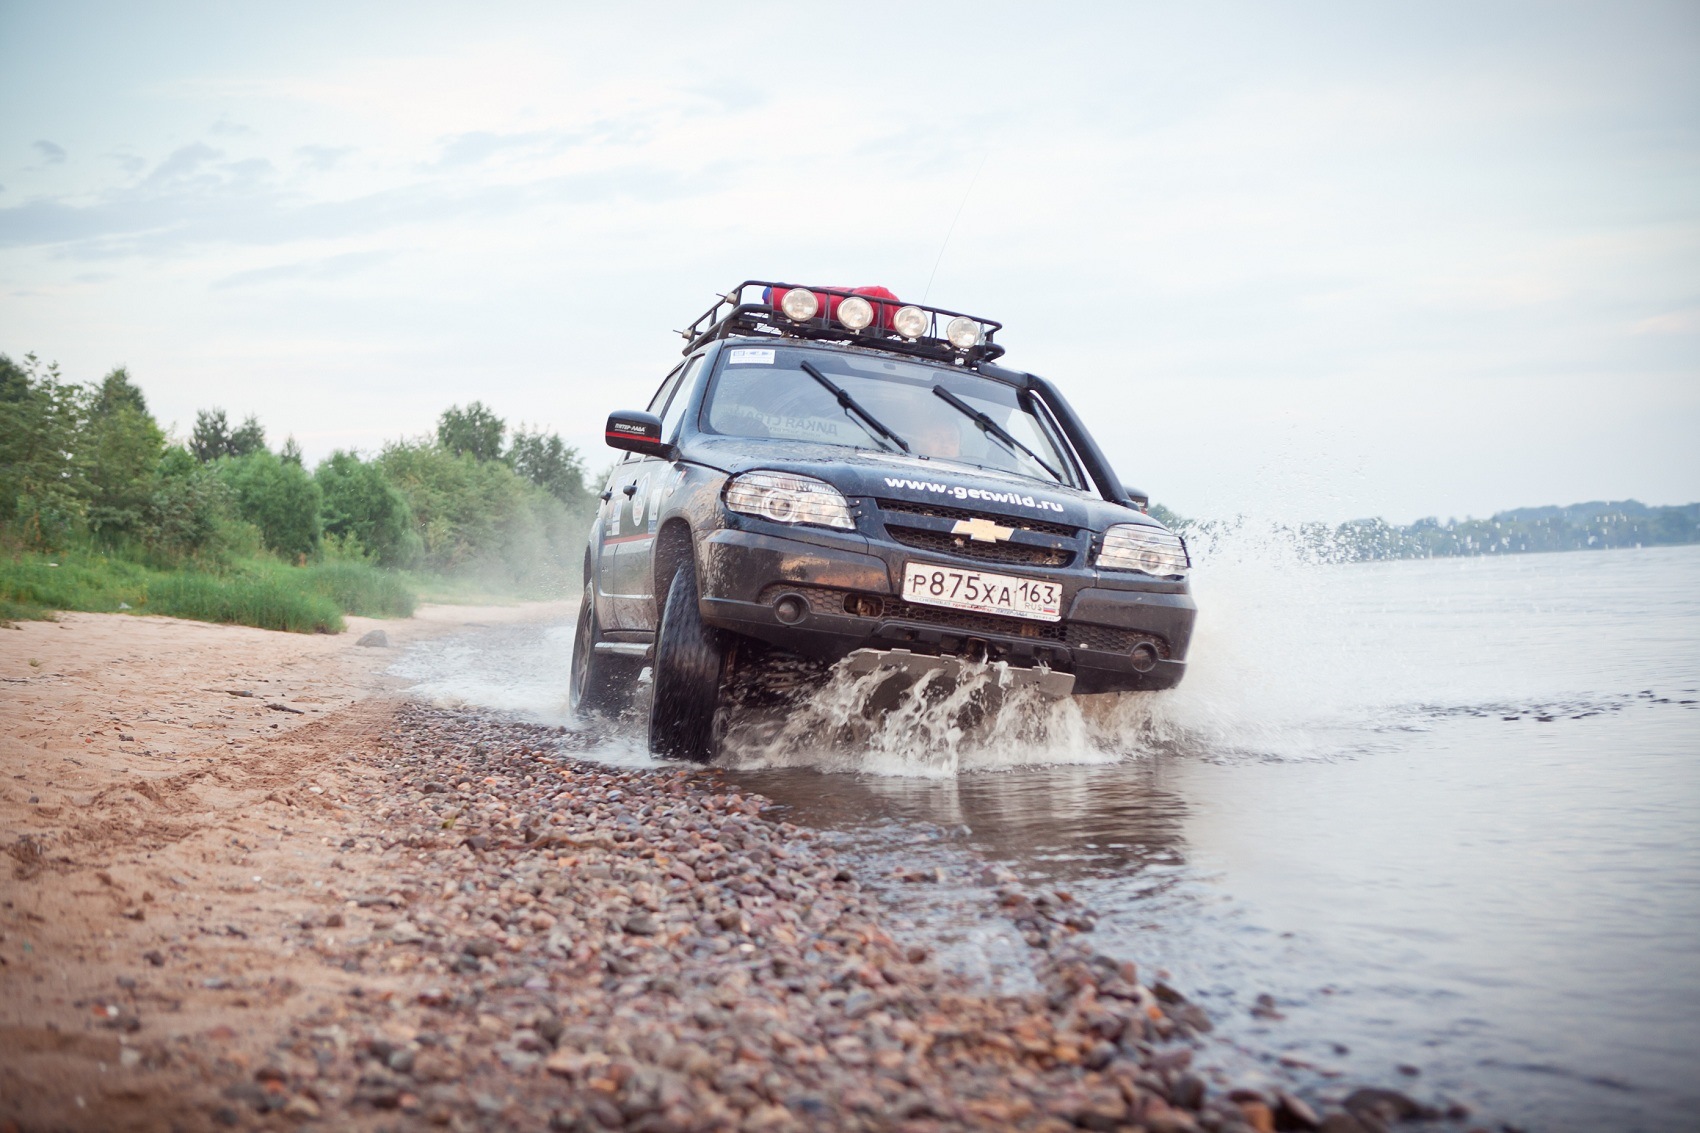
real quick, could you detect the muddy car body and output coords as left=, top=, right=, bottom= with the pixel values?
left=574, top=282, right=1196, bottom=760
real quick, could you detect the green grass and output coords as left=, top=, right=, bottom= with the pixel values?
left=146, top=571, right=343, bottom=633
left=0, top=596, right=56, bottom=625
left=301, top=560, right=415, bottom=618
left=0, top=548, right=417, bottom=634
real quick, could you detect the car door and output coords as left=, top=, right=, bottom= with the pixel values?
left=606, top=355, right=702, bottom=628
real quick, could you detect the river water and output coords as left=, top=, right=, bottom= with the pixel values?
left=390, top=543, right=1700, bottom=1132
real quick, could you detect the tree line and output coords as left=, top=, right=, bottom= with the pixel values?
left=0, top=352, right=599, bottom=590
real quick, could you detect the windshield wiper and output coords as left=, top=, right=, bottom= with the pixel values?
left=931, top=386, right=1064, bottom=483
left=799, top=359, right=911, bottom=453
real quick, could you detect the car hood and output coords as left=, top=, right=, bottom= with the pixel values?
left=682, top=435, right=1161, bottom=533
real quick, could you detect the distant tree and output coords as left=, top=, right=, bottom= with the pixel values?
left=315, top=451, right=420, bottom=568
left=191, top=408, right=266, bottom=461
left=190, top=408, right=231, bottom=462
left=80, top=385, right=165, bottom=545
left=0, top=352, right=86, bottom=546
left=0, top=352, right=28, bottom=403
left=506, top=427, right=589, bottom=505
left=1147, top=503, right=1187, bottom=531
left=88, top=366, right=148, bottom=419
left=437, top=401, right=506, bottom=462
left=280, top=436, right=303, bottom=467
left=229, top=414, right=266, bottom=457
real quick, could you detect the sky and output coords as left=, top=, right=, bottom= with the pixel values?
left=1, top=0, right=1696, bottom=524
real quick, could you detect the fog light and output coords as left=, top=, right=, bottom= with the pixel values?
left=774, top=594, right=807, bottom=624
left=945, top=316, right=982, bottom=349
left=892, top=305, right=928, bottom=338
left=780, top=288, right=820, bottom=321
left=838, top=295, right=874, bottom=330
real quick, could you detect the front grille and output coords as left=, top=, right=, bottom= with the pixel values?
left=875, top=499, right=1079, bottom=539
left=887, top=527, right=1073, bottom=567
left=760, top=585, right=1169, bottom=658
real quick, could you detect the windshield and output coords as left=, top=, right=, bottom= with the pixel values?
left=704, top=345, right=1082, bottom=488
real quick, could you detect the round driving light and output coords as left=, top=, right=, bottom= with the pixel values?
left=838, top=295, right=874, bottom=330
left=892, top=305, right=928, bottom=338
left=945, top=316, right=982, bottom=349
left=780, top=288, right=820, bottom=322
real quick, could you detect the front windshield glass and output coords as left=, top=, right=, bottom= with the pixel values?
left=704, top=345, right=1081, bottom=488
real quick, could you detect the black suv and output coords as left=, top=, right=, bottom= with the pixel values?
left=573, top=281, right=1196, bottom=761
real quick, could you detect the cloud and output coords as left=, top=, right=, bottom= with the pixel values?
left=106, top=152, right=147, bottom=175
left=296, top=144, right=354, bottom=171
left=144, top=142, right=224, bottom=186
left=686, top=81, right=764, bottom=114
left=33, top=139, right=66, bottom=164
left=433, top=130, right=553, bottom=167
left=0, top=140, right=711, bottom=258
left=212, top=249, right=394, bottom=290
left=1633, top=309, right=1700, bottom=335
left=209, top=118, right=254, bottom=137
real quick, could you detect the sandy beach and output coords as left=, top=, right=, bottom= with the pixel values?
left=0, top=610, right=1439, bottom=1133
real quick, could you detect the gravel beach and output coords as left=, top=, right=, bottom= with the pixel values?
left=1, top=611, right=1456, bottom=1132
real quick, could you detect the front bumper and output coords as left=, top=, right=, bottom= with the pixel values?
left=696, top=527, right=1195, bottom=693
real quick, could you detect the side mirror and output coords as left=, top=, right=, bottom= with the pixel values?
left=605, top=410, right=673, bottom=458
left=1124, top=485, right=1149, bottom=512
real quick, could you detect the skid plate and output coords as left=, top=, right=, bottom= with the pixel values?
left=843, top=648, right=1075, bottom=699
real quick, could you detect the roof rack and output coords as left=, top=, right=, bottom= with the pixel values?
left=679, top=280, right=1006, bottom=365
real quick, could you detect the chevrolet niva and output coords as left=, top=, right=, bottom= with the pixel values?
left=573, top=282, right=1195, bottom=761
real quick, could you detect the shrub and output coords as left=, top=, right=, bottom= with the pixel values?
left=316, top=450, right=421, bottom=568
left=140, top=448, right=245, bottom=565
left=218, top=450, right=323, bottom=559
left=378, top=440, right=574, bottom=586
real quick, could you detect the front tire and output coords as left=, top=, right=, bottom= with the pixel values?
left=648, top=559, right=725, bottom=762
left=570, top=583, right=639, bottom=717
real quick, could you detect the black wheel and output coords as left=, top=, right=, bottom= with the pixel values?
left=570, top=583, right=639, bottom=717
left=648, top=559, right=726, bottom=762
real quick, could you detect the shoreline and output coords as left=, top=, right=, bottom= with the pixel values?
left=1, top=610, right=1452, bottom=1132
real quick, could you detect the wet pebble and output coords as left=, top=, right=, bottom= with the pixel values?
left=201, top=702, right=1440, bottom=1132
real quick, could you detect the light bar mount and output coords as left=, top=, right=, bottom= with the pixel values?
left=679, top=280, right=1006, bottom=365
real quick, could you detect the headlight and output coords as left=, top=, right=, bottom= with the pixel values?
left=1096, top=524, right=1189, bottom=577
left=724, top=471, right=855, bottom=530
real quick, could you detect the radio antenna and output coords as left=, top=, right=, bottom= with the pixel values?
left=921, top=154, right=986, bottom=304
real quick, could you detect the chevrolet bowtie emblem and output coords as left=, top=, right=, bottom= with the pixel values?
left=952, top=517, right=1016, bottom=543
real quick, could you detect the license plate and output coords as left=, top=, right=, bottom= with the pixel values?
left=901, top=562, right=1062, bottom=622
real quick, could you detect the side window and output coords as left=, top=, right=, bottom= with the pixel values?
left=658, top=355, right=703, bottom=442
left=646, top=364, right=684, bottom=415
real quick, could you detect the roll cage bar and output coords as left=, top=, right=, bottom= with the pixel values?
left=680, top=280, right=1007, bottom=366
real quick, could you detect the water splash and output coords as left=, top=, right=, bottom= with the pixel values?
left=717, top=660, right=1112, bottom=777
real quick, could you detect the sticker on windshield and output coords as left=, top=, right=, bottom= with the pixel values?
left=728, top=348, right=775, bottom=365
